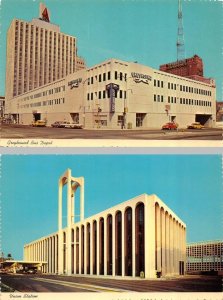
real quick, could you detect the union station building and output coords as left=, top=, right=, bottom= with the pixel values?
left=24, top=169, right=186, bottom=278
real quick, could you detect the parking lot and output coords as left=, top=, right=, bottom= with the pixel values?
left=1, top=273, right=222, bottom=293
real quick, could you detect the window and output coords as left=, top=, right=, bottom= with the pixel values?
left=120, top=90, right=123, bottom=99
left=154, top=79, right=156, bottom=87
left=103, top=73, right=106, bottom=81
left=168, top=96, right=170, bottom=103
left=154, top=94, right=156, bottom=102
left=161, top=95, right=164, bottom=102
left=168, top=82, right=170, bottom=89
left=108, top=71, right=111, bottom=80
left=157, top=80, right=160, bottom=87
left=99, top=74, right=101, bottom=82
left=115, top=71, right=118, bottom=80
left=157, top=95, right=160, bottom=102
left=99, top=91, right=101, bottom=99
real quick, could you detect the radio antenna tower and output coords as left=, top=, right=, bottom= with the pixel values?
left=176, top=0, right=185, bottom=61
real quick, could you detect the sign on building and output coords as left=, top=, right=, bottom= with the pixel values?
left=106, top=83, right=119, bottom=113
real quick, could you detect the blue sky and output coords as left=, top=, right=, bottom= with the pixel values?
left=1, top=154, right=222, bottom=260
left=0, top=0, right=222, bottom=100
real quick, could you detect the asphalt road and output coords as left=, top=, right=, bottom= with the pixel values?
left=1, top=274, right=222, bottom=293
left=1, top=124, right=223, bottom=140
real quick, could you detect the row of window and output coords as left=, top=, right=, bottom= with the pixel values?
left=19, top=85, right=65, bottom=102
left=87, top=71, right=128, bottom=85
left=87, top=90, right=127, bottom=101
left=154, top=79, right=212, bottom=96
left=154, top=94, right=212, bottom=107
left=21, top=98, right=65, bottom=109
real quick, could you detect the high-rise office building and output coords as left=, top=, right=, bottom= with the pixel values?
left=5, top=3, right=85, bottom=101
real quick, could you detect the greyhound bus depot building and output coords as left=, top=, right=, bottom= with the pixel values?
left=7, top=58, right=216, bottom=129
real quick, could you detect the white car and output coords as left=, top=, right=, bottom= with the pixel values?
left=64, top=122, right=83, bottom=129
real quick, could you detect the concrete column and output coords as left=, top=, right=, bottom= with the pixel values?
left=172, top=219, right=176, bottom=274
left=161, top=209, right=166, bottom=276
left=49, top=238, right=52, bottom=273
left=58, top=180, right=63, bottom=275
left=66, top=170, right=72, bottom=275
left=132, top=205, right=136, bottom=277
left=121, top=210, right=125, bottom=277
left=73, top=229, right=76, bottom=275
left=46, top=239, right=49, bottom=273
left=165, top=213, right=170, bottom=275
left=156, top=204, right=161, bottom=273
left=170, top=217, right=174, bottom=274
left=90, top=222, right=93, bottom=275
left=96, top=220, right=100, bottom=275
left=55, top=236, right=58, bottom=274
left=79, top=227, right=82, bottom=274
left=104, top=217, right=107, bottom=275
left=52, top=237, right=55, bottom=273
left=112, top=214, right=116, bottom=276
left=84, top=225, right=87, bottom=275
left=144, top=196, right=156, bottom=278
left=80, top=178, right=85, bottom=222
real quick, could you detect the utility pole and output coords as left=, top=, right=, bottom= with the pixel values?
left=176, top=0, right=185, bottom=61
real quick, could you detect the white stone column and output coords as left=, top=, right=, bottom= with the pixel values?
left=144, top=196, right=156, bottom=278
left=58, top=180, right=63, bottom=275
left=112, top=214, right=116, bottom=276
left=49, top=238, right=52, bottom=273
left=156, top=204, right=161, bottom=273
left=121, top=210, right=125, bottom=277
left=84, top=225, right=87, bottom=275
left=132, top=206, right=136, bottom=277
left=96, top=220, right=100, bottom=275
left=165, top=213, right=170, bottom=275
left=161, top=209, right=166, bottom=276
left=169, top=217, right=173, bottom=274
left=90, top=222, right=93, bottom=275
left=52, top=237, right=55, bottom=273
left=46, top=239, right=49, bottom=273
left=66, top=171, right=72, bottom=276
left=104, top=217, right=107, bottom=275
left=79, top=227, right=82, bottom=274
left=73, top=229, right=76, bottom=275
left=80, top=178, right=85, bottom=222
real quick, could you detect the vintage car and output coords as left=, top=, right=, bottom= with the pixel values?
left=51, top=121, right=67, bottom=128
left=31, top=120, right=46, bottom=127
left=162, top=122, right=178, bottom=130
left=64, top=122, right=83, bottom=129
left=187, top=122, right=204, bottom=129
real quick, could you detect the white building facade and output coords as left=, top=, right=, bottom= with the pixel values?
left=24, top=169, right=186, bottom=279
left=5, top=4, right=85, bottom=118
left=7, top=58, right=216, bottom=129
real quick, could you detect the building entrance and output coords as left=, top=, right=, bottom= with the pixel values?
left=179, top=261, right=184, bottom=275
left=33, top=113, right=41, bottom=121
left=195, top=114, right=212, bottom=126
left=136, top=113, right=146, bottom=127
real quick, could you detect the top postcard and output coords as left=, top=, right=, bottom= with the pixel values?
left=1, top=0, right=222, bottom=147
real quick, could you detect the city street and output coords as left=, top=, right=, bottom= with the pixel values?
left=1, top=274, right=222, bottom=292
left=1, top=124, right=222, bottom=140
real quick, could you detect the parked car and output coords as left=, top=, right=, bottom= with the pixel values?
left=26, top=269, right=37, bottom=274
left=162, top=122, right=178, bottom=130
left=31, top=120, right=46, bottom=127
left=64, top=122, right=83, bottom=129
left=187, top=122, right=204, bottom=129
left=51, top=121, right=66, bottom=128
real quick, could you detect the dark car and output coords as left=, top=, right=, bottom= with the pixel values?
left=162, top=122, right=178, bottom=130
left=51, top=121, right=64, bottom=128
